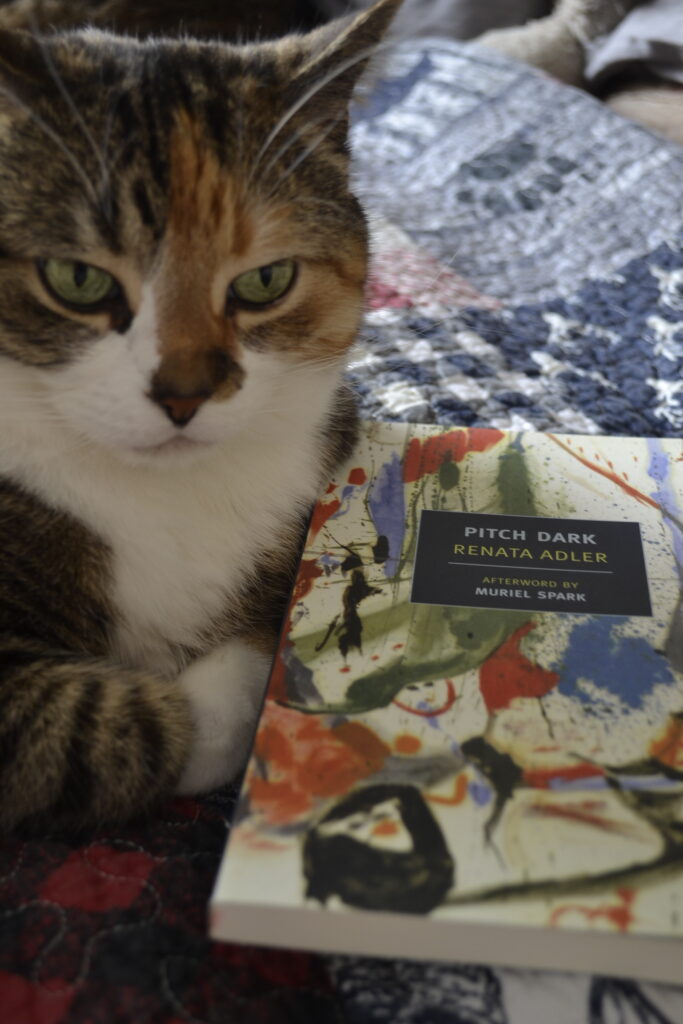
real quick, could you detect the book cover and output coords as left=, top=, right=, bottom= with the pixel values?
left=211, top=423, right=683, bottom=982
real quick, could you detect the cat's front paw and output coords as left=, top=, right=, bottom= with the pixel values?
left=176, top=640, right=270, bottom=795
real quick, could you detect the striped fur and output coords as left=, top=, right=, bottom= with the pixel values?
left=0, top=0, right=401, bottom=832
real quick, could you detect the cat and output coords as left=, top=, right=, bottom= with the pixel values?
left=0, top=0, right=400, bottom=832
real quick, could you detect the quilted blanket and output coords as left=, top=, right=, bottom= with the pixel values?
left=3, top=40, right=683, bottom=1024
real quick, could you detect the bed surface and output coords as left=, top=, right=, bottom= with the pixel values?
left=2, top=40, right=683, bottom=1024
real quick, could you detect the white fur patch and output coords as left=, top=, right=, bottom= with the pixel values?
left=0, top=350, right=345, bottom=676
left=176, top=639, right=270, bottom=793
left=44, top=284, right=169, bottom=454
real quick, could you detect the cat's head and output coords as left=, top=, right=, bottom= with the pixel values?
left=0, top=0, right=399, bottom=463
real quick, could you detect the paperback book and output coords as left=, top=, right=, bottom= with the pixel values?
left=211, top=422, right=683, bottom=982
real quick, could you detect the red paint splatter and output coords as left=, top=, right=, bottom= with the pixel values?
left=339, top=666, right=351, bottom=673
left=267, top=559, right=323, bottom=701
left=394, top=679, right=457, bottom=717
left=331, top=721, right=391, bottom=775
left=427, top=773, right=469, bottom=806
left=292, top=559, right=324, bottom=605
left=394, top=733, right=422, bottom=755
left=249, top=705, right=390, bottom=823
left=524, top=763, right=606, bottom=788
left=549, top=435, right=661, bottom=511
left=550, top=888, right=636, bottom=933
left=248, top=778, right=311, bottom=821
left=527, top=800, right=637, bottom=836
left=232, top=834, right=290, bottom=853
left=347, top=467, right=367, bottom=486
left=479, top=622, right=559, bottom=713
left=325, top=482, right=337, bottom=495
left=267, top=657, right=289, bottom=702
left=403, top=429, right=505, bottom=483
left=650, top=716, right=683, bottom=770
left=373, top=820, right=399, bottom=836
left=309, top=496, right=341, bottom=538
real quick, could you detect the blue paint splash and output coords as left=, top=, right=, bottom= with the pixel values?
left=553, top=618, right=674, bottom=710
left=646, top=439, right=683, bottom=674
left=328, top=481, right=368, bottom=523
left=368, top=451, right=405, bottom=578
left=469, top=780, right=493, bottom=806
left=647, top=439, right=683, bottom=579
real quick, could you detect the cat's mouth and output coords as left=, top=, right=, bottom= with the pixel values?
left=130, top=435, right=212, bottom=458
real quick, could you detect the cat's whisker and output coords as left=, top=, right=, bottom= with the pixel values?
left=249, top=39, right=392, bottom=183
left=249, top=109, right=341, bottom=191
left=249, top=119, right=312, bottom=189
left=422, top=252, right=460, bottom=294
left=278, top=359, right=347, bottom=381
left=29, top=20, right=113, bottom=222
left=0, top=83, right=101, bottom=210
left=98, top=92, right=127, bottom=201
left=100, top=134, right=131, bottom=190
left=262, top=112, right=346, bottom=201
left=287, top=195, right=348, bottom=218
left=235, top=94, right=246, bottom=173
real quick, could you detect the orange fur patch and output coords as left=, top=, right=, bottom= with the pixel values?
left=153, top=110, right=366, bottom=393
left=153, top=112, right=251, bottom=397
left=168, top=110, right=252, bottom=255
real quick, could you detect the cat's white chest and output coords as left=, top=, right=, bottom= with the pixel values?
left=97, top=440, right=318, bottom=674
left=0, top=355, right=342, bottom=676
left=0, top=415, right=322, bottom=676
left=107, top=462, right=268, bottom=673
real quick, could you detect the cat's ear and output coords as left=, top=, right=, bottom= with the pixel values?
left=290, top=0, right=402, bottom=108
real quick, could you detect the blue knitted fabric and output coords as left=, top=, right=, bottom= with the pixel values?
left=349, top=43, right=683, bottom=445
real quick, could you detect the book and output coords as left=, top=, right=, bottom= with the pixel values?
left=211, top=422, right=683, bottom=983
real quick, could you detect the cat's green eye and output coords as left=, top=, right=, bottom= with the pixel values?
left=40, top=258, right=118, bottom=307
left=229, top=259, right=296, bottom=307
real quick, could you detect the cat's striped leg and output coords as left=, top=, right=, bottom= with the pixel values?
left=0, top=637, right=192, bottom=832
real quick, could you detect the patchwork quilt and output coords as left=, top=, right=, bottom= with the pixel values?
left=2, top=40, right=683, bottom=1024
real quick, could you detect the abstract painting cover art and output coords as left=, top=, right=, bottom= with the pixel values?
left=212, top=424, right=683, bottom=977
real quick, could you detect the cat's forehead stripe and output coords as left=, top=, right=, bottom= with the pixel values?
left=167, top=110, right=252, bottom=259
left=153, top=116, right=246, bottom=398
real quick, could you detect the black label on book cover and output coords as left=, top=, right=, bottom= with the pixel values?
left=411, top=511, right=651, bottom=616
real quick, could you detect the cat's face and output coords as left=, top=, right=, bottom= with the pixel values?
left=0, top=2, right=398, bottom=463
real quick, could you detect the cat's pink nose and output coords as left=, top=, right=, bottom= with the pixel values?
left=155, top=392, right=209, bottom=427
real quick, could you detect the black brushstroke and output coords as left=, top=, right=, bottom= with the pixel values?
left=461, top=736, right=524, bottom=841
left=372, top=534, right=390, bottom=564
left=314, top=614, right=339, bottom=653
left=341, top=551, right=363, bottom=573
left=337, top=569, right=381, bottom=659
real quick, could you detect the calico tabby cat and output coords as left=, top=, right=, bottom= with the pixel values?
left=0, top=0, right=400, bottom=832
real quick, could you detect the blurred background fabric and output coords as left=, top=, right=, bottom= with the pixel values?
left=317, top=0, right=554, bottom=41
left=585, top=0, right=683, bottom=85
